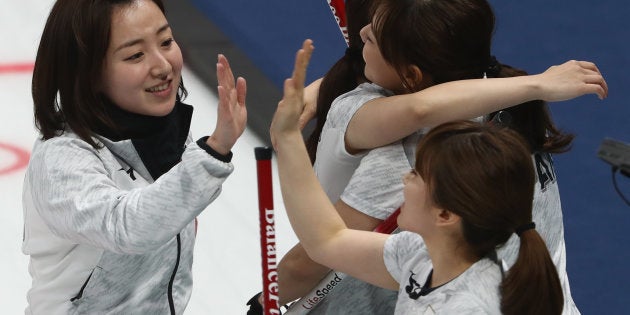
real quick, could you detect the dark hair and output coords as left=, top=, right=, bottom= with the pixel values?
left=488, top=66, right=574, bottom=153
left=371, top=0, right=493, bottom=88
left=305, top=0, right=372, bottom=162
left=32, top=0, right=187, bottom=148
left=415, top=120, right=563, bottom=315
left=371, top=0, right=573, bottom=153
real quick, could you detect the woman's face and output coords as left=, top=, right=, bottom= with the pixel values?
left=101, top=0, right=183, bottom=116
left=398, top=169, right=436, bottom=235
left=359, top=23, right=402, bottom=93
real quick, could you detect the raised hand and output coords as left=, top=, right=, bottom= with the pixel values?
left=270, top=39, right=314, bottom=149
left=207, top=54, right=247, bottom=155
left=536, top=60, right=608, bottom=101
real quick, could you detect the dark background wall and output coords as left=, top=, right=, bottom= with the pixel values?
left=165, top=0, right=630, bottom=313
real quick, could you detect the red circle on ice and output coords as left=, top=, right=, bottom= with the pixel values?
left=0, top=142, right=30, bottom=175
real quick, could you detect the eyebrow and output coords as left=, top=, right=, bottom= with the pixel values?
left=114, top=23, right=171, bottom=52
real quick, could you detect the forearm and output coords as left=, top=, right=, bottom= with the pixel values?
left=347, top=76, right=542, bottom=150
left=409, top=75, right=544, bottom=125
left=352, top=76, right=544, bottom=149
left=305, top=78, right=323, bottom=99
left=276, top=243, right=332, bottom=305
left=275, top=131, right=347, bottom=260
left=345, top=59, right=607, bottom=150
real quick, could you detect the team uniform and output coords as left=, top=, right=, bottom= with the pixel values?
left=309, top=83, right=419, bottom=314
left=312, top=83, right=389, bottom=201
left=22, top=102, right=233, bottom=314
left=498, top=152, right=579, bottom=314
left=384, top=231, right=503, bottom=315
left=301, top=83, right=579, bottom=314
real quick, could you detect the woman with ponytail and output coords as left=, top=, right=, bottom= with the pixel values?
left=270, top=42, right=563, bottom=311
left=303, top=0, right=371, bottom=163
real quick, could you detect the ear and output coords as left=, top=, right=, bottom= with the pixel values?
left=403, top=65, right=430, bottom=91
left=434, top=209, right=461, bottom=228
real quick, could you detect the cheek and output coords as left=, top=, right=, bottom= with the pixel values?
left=112, top=68, right=140, bottom=91
left=398, top=205, right=421, bottom=233
left=101, top=67, right=125, bottom=97
left=399, top=191, right=414, bottom=224
left=362, top=47, right=377, bottom=66
left=101, top=64, right=143, bottom=106
left=402, top=185, right=424, bottom=214
left=169, top=44, right=184, bottom=74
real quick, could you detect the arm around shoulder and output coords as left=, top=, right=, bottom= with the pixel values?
left=345, top=60, right=608, bottom=150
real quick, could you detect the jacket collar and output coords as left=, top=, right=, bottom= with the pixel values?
left=95, top=100, right=194, bottom=181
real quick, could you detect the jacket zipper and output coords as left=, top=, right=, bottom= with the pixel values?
left=168, top=233, right=181, bottom=314
left=70, top=270, right=94, bottom=302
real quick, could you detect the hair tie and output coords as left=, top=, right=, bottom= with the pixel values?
left=515, top=222, right=536, bottom=237
left=483, top=55, right=502, bottom=78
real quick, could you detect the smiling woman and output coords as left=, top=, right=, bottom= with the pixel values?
left=101, top=0, right=183, bottom=117
left=22, top=0, right=247, bottom=313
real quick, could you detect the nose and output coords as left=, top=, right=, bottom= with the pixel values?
left=359, top=24, right=370, bottom=43
left=150, top=51, right=172, bottom=79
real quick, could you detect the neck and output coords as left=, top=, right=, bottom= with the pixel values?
left=424, top=236, right=479, bottom=287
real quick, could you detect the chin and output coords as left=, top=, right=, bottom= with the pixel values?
left=155, top=102, right=177, bottom=116
left=138, top=100, right=175, bottom=117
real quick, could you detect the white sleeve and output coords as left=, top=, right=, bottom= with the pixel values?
left=383, top=232, right=427, bottom=282
left=26, top=137, right=232, bottom=254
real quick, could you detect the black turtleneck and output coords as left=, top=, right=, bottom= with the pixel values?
left=95, top=100, right=193, bottom=180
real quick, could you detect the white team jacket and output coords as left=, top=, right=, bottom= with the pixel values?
left=22, top=130, right=233, bottom=314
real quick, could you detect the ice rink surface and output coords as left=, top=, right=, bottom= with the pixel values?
left=0, top=1, right=297, bottom=313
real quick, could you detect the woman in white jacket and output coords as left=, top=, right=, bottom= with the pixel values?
left=22, top=0, right=247, bottom=313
